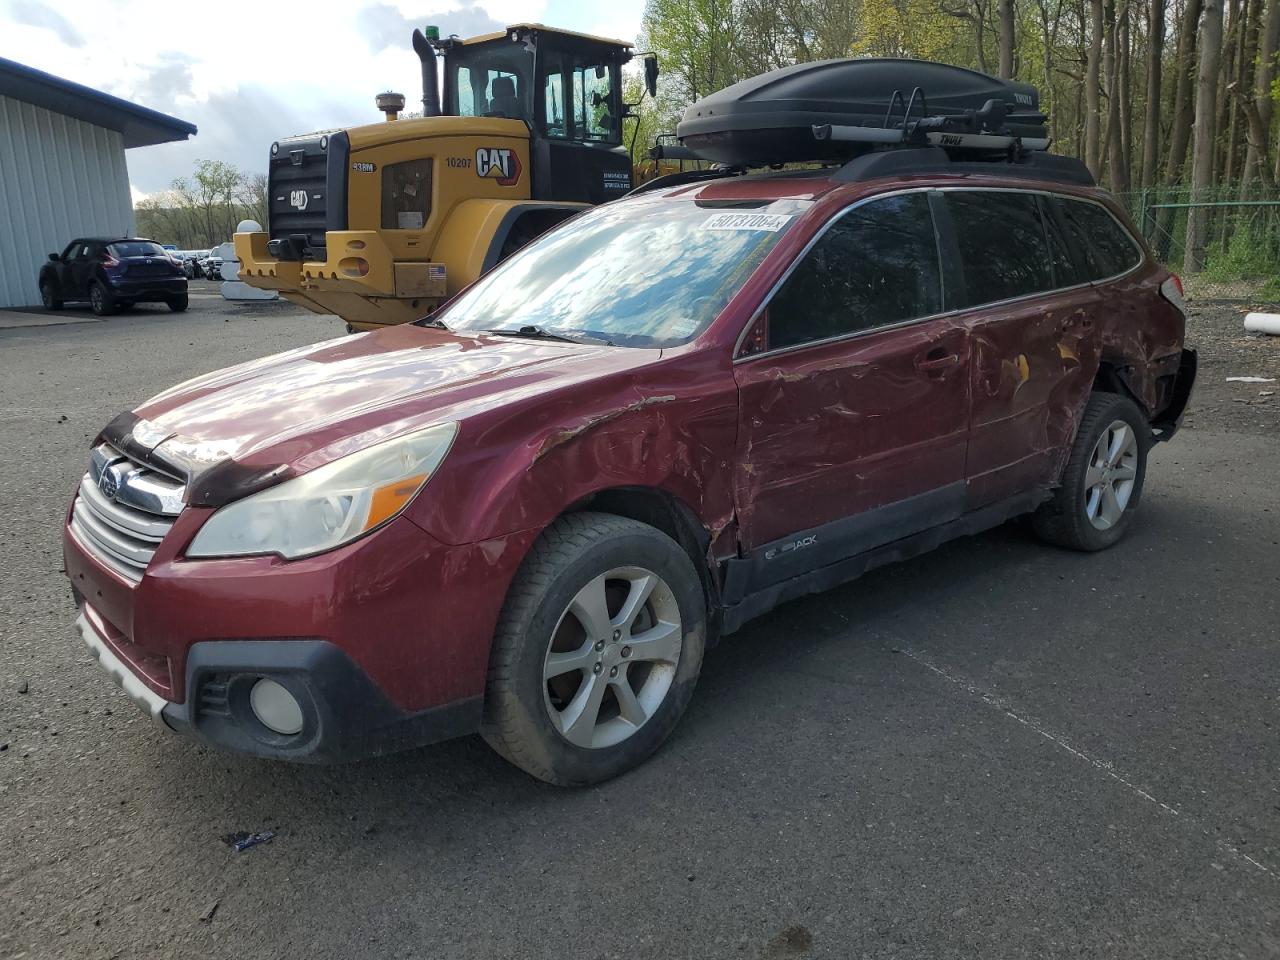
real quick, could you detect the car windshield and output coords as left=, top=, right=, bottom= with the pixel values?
left=437, top=195, right=809, bottom=348
left=109, top=241, right=167, bottom=258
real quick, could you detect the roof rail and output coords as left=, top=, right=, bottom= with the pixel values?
left=833, top=146, right=1095, bottom=187
left=629, top=167, right=742, bottom=196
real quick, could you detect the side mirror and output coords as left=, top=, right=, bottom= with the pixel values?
left=644, top=55, right=659, bottom=99
left=48, top=253, right=59, bottom=262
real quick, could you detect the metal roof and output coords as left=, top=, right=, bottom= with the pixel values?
left=0, top=56, right=196, bottom=148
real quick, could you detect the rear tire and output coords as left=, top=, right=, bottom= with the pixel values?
left=89, top=282, right=115, bottom=316
left=482, top=512, right=707, bottom=786
left=1033, top=391, right=1151, bottom=551
left=40, top=281, right=62, bottom=310
left=167, top=295, right=189, bottom=313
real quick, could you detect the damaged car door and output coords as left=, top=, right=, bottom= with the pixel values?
left=730, top=191, right=971, bottom=589
left=939, top=189, right=1103, bottom=508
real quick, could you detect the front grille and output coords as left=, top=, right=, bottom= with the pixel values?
left=68, top=443, right=184, bottom=584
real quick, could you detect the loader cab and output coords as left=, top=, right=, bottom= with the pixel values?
left=441, top=24, right=633, bottom=204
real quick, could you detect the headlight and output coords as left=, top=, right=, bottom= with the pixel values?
left=186, top=422, right=457, bottom=559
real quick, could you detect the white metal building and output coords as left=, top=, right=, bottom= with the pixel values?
left=0, top=57, right=196, bottom=309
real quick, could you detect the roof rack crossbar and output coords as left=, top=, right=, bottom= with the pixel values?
left=831, top=146, right=1095, bottom=186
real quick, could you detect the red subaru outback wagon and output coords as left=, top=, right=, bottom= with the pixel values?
left=64, top=149, right=1195, bottom=785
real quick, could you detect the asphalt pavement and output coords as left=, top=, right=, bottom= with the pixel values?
left=1, top=294, right=1277, bottom=959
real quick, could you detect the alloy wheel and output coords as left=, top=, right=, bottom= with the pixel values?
left=1084, top=419, right=1138, bottom=530
left=542, top=566, right=682, bottom=750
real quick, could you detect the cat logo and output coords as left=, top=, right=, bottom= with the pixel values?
left=475, top=147, right=521, bottom=186
left=289, top=189, right=309, bottom=211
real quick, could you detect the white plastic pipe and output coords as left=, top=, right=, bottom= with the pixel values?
left=1244, top=312, right=1280, bottom=335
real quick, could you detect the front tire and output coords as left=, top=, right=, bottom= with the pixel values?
left=482, top=512, right=707, bottom=786
left=40, top=281, right=63, bottom=310
left=1033, top=391, right=1151, bottom=551
left=89, top=281, right=115, bottom=316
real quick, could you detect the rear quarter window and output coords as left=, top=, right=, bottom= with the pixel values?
left=1052, top=197, right=1143, bottom=280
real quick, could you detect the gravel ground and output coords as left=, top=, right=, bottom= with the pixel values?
left=1182, top=293, right=1280, bottom=435
left=1, top=293, right=1278, bottom=960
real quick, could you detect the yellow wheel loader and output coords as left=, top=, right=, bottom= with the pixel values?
left=235, top=24, right=657, bottom=330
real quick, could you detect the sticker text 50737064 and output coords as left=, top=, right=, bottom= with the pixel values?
left=703, top=213, right=793, bottom=232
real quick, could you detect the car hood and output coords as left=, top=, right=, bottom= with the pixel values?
left=114, top=325, right=658, bottom=501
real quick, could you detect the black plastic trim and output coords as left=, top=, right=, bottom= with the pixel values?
left=723, top=482, right=967, bottom=603
left=1151, top=348, right=1197, bottom=442
left=163, top=639, right=482, bottom=763
left=720, top=487, right=1049, bottom=635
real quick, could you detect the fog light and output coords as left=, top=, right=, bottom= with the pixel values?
left=249, top=678, right=304, bottom=735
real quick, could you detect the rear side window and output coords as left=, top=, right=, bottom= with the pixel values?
left=1053, top=197, right=1142, bottom=280
left=1039, top=197, right=1090, bottom=287
left=381, top=159, right=433, bottom=230
left=945, top=192, right=1054, bottom=307
left=767, top=193, right=942, bottom=350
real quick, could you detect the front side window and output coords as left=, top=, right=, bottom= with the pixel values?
left=946, top=191, right=1055, bottom=307
left=448, top=44, right=532, bottom=120
left=767, top=193, right=942, bottom=351
left=1053, top=197, right=1142, bottom=280
left=381, top=159, right=433, bottom=230
left=438, top=197, right=806, bottom=347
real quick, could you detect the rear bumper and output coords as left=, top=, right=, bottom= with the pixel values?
left=1152, top=348, right=1197, bottom=441
left=108, top=277, right=187, bottom=301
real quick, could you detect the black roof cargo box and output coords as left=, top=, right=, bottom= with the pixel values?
left=677, top=58, right=1048, bottom=166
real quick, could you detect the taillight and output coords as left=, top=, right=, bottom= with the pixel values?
left=101, top=254, right=120, bottom=267
left=1159, top=274, right=1185, bottom=313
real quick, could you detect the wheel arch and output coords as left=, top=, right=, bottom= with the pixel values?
left=1093, top=355, right=1151, bottom=415
left=559, top=485, right=722, bottom=633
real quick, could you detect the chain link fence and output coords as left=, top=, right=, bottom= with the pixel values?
left=1117, top=185, right=1280, bottom=304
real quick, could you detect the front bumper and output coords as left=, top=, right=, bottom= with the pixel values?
left=77, top=601, right=480, bottom=760
left=65, top=512, right=536, bottom=762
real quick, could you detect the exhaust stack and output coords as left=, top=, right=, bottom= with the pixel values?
left=412, top=26, right=442, bottom=117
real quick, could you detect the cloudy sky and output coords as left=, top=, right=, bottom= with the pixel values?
left=0, top=0, right=646, bottom=199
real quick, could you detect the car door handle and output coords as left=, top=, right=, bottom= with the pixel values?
left=915, top=351, right=960, bottom=374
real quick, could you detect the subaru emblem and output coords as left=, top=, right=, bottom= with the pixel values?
left=98, top=468, right=119, bottom=500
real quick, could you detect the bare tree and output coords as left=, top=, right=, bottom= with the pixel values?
left=1085, top=0, right=1105, bottom=176
left=998, top=0, right=1017, bottom=75
left=1139, top=0, right=1165, bottom=188
left=1243, top=0, right=1280, bottom=184
left=1184, top=0, right=1224, bottom=271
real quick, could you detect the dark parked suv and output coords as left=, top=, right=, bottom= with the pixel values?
left=40, top=238, right=188, bottom=315
left=63, top=148, right=1194, bottom=785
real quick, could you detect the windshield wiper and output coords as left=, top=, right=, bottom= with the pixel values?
left=484, top=324, right=612, bottom=346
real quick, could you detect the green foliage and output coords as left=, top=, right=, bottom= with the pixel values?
left=135, top=161, right=267, bottom=249
left=1202, top=222, right=1280, bottom=283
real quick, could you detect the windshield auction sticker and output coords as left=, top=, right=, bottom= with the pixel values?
left=703, top=213, right=793, bottom=232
